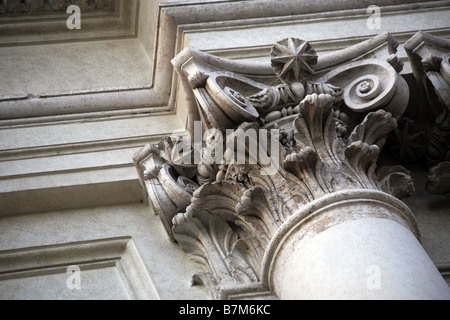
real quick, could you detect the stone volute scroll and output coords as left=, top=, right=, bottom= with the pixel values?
left=134, top=32, right=450, bottom=300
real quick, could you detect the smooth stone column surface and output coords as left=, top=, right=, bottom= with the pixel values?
left=270, top=192, right=450, bottom=300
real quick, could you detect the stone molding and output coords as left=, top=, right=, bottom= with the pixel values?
left=0, top=0, right=161, bottom=126
left=1, top=0, right=115, bottom=15
left=2, top=0, right=449, bottom=125
left=0, top=0, right=134, bottom=46
left=0, top=236, right=159, bottom=300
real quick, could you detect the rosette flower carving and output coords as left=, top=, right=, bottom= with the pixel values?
left=270, top=38, right=318, bottom=82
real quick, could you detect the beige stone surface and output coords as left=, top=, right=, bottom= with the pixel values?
left=1, top=267, right=132, bottom=300
left=185, top=7, right=450, bottom=53
left=0, top=115, right=181, bottom=152
left=272, top=217, right=450, bottom=300
left=403, top=165, right=450, bottom=265
left=0, top=39, right=152, bottom=97
left=0, top=203, right=209, bottom=300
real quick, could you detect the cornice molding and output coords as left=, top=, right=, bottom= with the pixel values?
left=163, top=0, right=450, bottom=122
left=0, top=0, right=168, bottom=126
left=0, top=0, right=133, bottom=46
left=1, top=0, right=448, bottom=126
left=0, top=236, right=160, bottom=300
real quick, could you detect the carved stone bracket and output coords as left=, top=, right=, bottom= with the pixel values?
left=133, top=32, right=443, bottom=299
left=403, top=32, right=450, bottom=196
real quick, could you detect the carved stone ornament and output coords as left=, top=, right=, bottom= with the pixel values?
left=133, top=32, right=449, bottom=299
left=403, top=32, right=450, bottom=196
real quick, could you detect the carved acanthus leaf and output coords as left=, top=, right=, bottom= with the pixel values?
left=281, top=94, right=408, bottom=198
left=172, top=183, right=265, bottom=299
left=377, top=166, right=415, bottom=199
left=345, top=110, right=398, bottom=190
left=187, top=182, right=283, bottom=266
left=426, top=162, right=450, bottom=197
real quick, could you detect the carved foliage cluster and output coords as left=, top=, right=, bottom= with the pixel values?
left=395, top=33, right=450, bottom=196
left=166, top=89, right=416, bottom=298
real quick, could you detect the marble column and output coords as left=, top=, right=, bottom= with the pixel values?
left=269, top=190, right=450, bottom=299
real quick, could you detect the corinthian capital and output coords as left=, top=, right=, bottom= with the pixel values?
left=134, top=33, right=430, bottom=299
